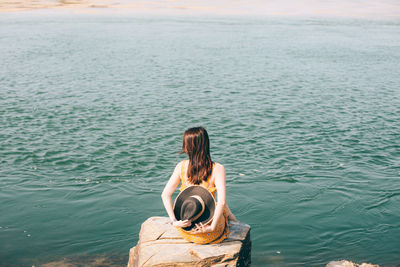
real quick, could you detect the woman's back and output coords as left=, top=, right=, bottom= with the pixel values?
left=179, top=159, right=218, bottom=197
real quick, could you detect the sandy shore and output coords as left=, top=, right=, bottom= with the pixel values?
left=1, top=0, right=400, bottom=18
left=0, top=0, right=124, bottom=12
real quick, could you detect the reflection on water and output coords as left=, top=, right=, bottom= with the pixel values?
left=32, top=254, right=127, bottom=267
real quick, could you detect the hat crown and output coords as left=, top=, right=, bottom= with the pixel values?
left=180, top=195, right=205, bottom=222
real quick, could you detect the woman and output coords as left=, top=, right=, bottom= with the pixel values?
left=161, top=127, right=236, bottom=244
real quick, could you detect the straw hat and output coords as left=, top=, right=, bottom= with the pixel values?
left=173, top=185, right=216, bottom=231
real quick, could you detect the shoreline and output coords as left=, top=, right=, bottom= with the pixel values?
left=0, top=0, right=116, bottom=13
left=1, top=0, right=399, bottom=20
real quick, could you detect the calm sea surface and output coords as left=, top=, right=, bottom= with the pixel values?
left=0, top=12, right=400, bottom=266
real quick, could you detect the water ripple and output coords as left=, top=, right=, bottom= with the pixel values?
left=1, top=14, right=400, bottom=267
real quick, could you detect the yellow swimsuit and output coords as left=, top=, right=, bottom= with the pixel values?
left=177, top=160, right=230, bottom=244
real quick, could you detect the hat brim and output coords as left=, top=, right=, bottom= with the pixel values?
left=173, top=185, right=216, bottom=231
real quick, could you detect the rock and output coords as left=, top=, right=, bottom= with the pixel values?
left=326, top=260, right=380, bottom=267
left=128, top=216, right=251, bottom=267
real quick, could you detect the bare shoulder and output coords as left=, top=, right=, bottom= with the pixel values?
left=213, top=162, right=226, bottom=175
left=173, top=160, right=185, bottom=173
left=177, top=160, right=186, bottom=168
left=177, top=160, right=184, bottom=167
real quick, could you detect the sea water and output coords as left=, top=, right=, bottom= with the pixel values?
left=0, top=12, right=399, bottom=266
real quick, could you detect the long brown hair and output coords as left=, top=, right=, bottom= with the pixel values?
left=182, top=127, right=213, bottom=185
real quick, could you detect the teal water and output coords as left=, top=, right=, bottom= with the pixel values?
left=1, top=13, right=400, bottom=266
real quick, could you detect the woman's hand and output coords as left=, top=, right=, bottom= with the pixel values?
left=189, top=222, right=215, bottom=234
left=172, top=220, right=191, bottom=228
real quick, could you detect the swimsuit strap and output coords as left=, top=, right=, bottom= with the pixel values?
left=180, top=160, right=187, bottom=191
left=205, top=162, right=217, bottom=194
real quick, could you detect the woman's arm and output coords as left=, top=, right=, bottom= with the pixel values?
left=161, top=161, right=191, bottom=228
left=210, top=163, right=226, bottom=230
left=191, top=163, right=226, bottom=233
